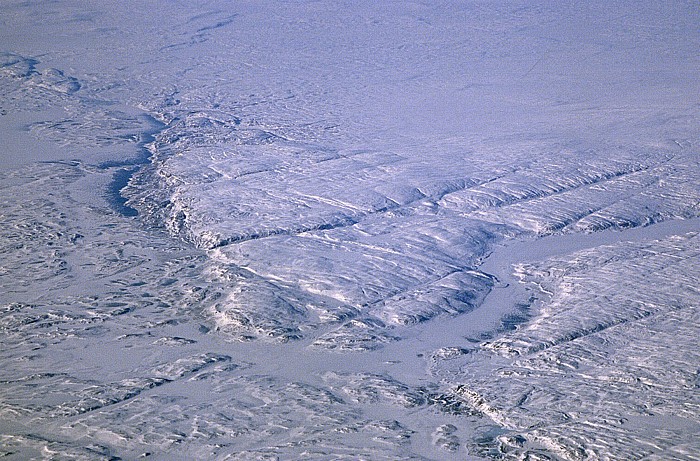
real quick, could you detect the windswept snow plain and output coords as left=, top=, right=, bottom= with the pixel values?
left=1, top=1, right=699, bottom=460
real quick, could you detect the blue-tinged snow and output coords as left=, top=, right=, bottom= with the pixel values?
left=1, top=1, right=699, bottom=460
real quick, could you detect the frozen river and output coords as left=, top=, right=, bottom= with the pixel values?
left=1, top=1, right=699, bottom=459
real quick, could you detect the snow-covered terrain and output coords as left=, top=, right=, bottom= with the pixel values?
left=1, top=1, right=699, bottom=459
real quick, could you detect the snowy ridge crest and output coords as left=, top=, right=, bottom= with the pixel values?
left=447, top=232, right=700, bottom=460
left=123, top=111, right=700, bottom=348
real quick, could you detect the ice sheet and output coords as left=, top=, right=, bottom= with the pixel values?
left=1, top=1, right=699, bottom=460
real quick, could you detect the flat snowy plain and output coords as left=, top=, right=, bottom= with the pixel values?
left=1, top=1, right=699, bottom=460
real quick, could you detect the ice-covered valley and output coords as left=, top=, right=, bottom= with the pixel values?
left=1, top=1, right=699, bottom=460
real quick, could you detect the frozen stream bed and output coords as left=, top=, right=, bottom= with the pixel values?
left=1, top=1, right=699, bottom=460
